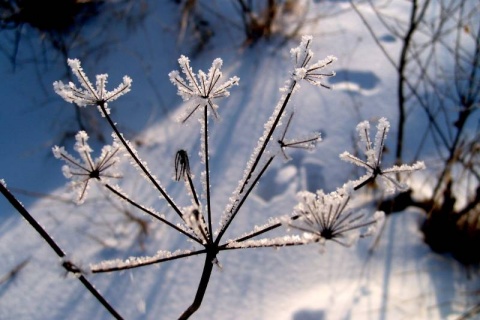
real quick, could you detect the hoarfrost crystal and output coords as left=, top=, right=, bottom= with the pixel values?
left=289, top=186, right=384, bottom=247
left=340, top=118, right=426, bottom=193
left=53, top=58, right=132, bottom=116
left=290, top=35, right=337, bottom=88
left=169, top=55, right=239, bottom=122
left=52, top=131, right=121, bottom=204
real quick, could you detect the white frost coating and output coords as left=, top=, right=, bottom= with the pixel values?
left=53, top=58, right=132, bottom=116
left=290, top=35, right=337, bottom=88
left=363, top=211, right=386, bottom=237
left=355, top=120, right=371, bottom=155
left=373, top=117, right=390, bottom=165
left=340, top=118, right=426, bottom=193
left=227, top=217, right=284, bottom=242
left=182, top=206, right=209, bottom=244
left=289, top=186, right=383, bottom=247
left=90, top=249, right=192, bottom=271
left=169, top=55, right=239, bottom=122
left=226, top=234, right=312, bottom=249
left=199, top=115, right=207, bottom=164
left=52, top=131, right=121, bottom=204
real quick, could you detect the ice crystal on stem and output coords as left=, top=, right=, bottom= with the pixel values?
left=52, top=131, right=121, bottom=204
left=290, top=35, right=337, bottom=88
left=182, top=206, right=210, bottom=244
left=340, top=118, right=426, bottom=193
left=226, top=234, right=311, bottom=249
left=169, top=55, right=239, bottom=122
left=90, top=249, right=194, bottom=273
left=53, top=58, right=132, bottom=116
left=289, top=186, right=384, bottom=247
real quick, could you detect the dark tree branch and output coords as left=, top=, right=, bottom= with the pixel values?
left=0, top=182, right=123, bottom=320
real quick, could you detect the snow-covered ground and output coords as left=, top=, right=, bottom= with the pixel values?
left=1, top=1, right=479, bottom=319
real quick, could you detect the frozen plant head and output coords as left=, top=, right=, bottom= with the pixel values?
left=290, top=186, right=384, bottom=247
left=174, top=149, right=192, bottom=181
left=53, top=58, right=132, bottom=116
left=169, top=55, right=240, bottom=123
left=340, top=117, right=426, bottom=193
left=290, top=35, right=337, bottom=88
left=52, top=131, right=122, bottom=204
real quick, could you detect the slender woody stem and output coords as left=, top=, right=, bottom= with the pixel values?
left=203, top=106, right=213, bottom=241
left=0, top=183, right=123, bottom=320
left=178, top=251, right=215, bottom=320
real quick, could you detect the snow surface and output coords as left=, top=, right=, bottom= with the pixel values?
left=1, top=1, right=479, bottom=319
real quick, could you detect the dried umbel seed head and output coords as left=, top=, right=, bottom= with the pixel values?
left=175, top=149, right=191, bottom=181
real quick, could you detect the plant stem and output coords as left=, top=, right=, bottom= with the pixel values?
left=186, top=174, right=200, bottom=206
left=104, top=184, right=202, bottom=244
left=178, top=251, right=215, bottom=320
left=0, top=183, right=123, bottom=320
left=203, top=106, right=213, bottom=240
left=238, top=83, right=296, bottom=195
left=396, top=0, right=430, bottom=164
left=218, top=82, right=297, bottom=241
left=91, top=249, right=207, bottom=273
left=99, top=103, right=184, bottom=220
left=216, top=156, right=275, bottom=244
left=220, top=213, right=302, bottom=247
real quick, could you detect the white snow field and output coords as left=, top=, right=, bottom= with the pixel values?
left=1, top=1, right=479, bottom=319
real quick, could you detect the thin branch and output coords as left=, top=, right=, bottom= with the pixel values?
left=104, top=184, right=202, bottom=244
left=91, top=249, right=207, bottom=273
left=0, top=183, right=123, bottom=320
left=219, top=214, right=302, bottom=249
left=203, top=106, right=213, bottom=241
left=216, top=156, right=275, bottom=244
left=99, top=103, right=184, bottom=220
left=218, top=82, right=297, bottom=241
left=178, top=251, right=215, bottom=320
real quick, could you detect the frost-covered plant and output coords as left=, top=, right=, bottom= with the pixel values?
left=169, top=55, right=239, bottom=122
left=53, top=58, right=132, bottom=116
left=1, top=35, right=425, bottom=320
left=290, top=185, right=385, bottom=247
left=52, top=131, right=122, bottom=204
left=340, top=117, right=426, bottom=193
